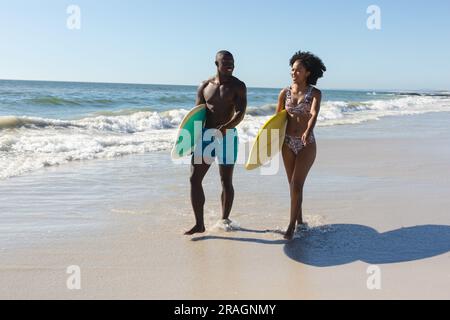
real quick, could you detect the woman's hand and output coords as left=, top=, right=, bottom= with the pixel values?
left=301, top=130, right=310, bottom=146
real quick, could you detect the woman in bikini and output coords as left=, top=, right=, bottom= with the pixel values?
left=276, top=51, right=326, bottom=240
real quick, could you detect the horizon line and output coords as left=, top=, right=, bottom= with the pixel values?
left=0, top=78, right=446, bottom=93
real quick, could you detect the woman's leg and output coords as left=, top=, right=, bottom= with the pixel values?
left=282, top=143, right=298, bottom=240
left=282, top=143, right=296, bottom=183
left=285, top=143, right=317, bottom=240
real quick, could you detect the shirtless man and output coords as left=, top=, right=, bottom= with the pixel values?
left=185, top=51, right=247, bottom=235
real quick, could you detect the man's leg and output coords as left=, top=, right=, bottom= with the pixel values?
left=219, top=164, right=235, bottom=221
left=218, top=128, right=238, bottom=221
left=185, top=158, right=211, bottom=235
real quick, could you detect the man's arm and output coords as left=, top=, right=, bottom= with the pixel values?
left=195, top=81, right=208, bottom=106
left=220, top=82, right=247, bottom=130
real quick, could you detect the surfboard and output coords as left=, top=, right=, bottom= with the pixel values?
left=171, top=104, right=207, bottom=159
left=245, top=110, right=287, bottom=170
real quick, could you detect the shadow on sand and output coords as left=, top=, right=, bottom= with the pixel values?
left=192, top=224, right=450, bottom=267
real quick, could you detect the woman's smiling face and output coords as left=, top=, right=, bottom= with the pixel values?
left=291, top=60, right=311, bottom=84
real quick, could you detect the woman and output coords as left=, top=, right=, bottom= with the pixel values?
left=276, top=51, right=326, bottom=240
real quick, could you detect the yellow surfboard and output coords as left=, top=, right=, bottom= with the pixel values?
left=245, top=110, right=287, bottom=170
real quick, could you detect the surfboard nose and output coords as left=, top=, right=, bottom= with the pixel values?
left=245, top=110, right=287, bottom=170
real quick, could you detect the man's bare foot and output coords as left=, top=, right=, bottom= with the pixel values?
left=184, top=225, right=206, bottom=236
left=219, top=218, right=236, bottom=232
left=284, top=224, right=296, bottom=240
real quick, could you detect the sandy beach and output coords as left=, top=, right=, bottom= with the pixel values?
left=1, top=112, right=450, bottom=300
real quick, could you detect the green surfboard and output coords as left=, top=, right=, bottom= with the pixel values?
left=171, top=104, right=207, bottom=159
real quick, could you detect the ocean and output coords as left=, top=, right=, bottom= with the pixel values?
left=1, top=79, right=449, bottom=180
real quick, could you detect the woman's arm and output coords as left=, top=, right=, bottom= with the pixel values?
left=276, top=89, right=287, bottom=113
left=302, top=89, right=322, bottom=145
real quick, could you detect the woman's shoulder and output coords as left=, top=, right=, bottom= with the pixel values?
left=279, top=87, right=290, bottom=97
left=310, top=86, right=322, bottom=98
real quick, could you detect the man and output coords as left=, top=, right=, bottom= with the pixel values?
left=185, top=50, right=247, bottom=235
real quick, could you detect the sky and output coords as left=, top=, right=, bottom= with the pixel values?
left=1, top=0, right=449, bottom=90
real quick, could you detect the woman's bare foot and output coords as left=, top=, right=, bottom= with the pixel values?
left=295, top=222, right=308, bottom=232
left=284, top=223, right=296, bottom=240
left=184, top=225, right=206, bottom=235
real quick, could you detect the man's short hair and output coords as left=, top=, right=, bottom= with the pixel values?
left=216, top=50, right=233, bottom=61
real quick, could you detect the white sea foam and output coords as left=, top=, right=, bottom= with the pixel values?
left=0, top=125, right=176, bottom=179
left=239, top=96, right=450, bottom=141
left=210, top=219, right=241, bottom=232
left=1, top=95, right=449, bottom=179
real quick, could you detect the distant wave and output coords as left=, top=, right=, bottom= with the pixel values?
left=246, top=104, right=277, bottom=116
left=1, top=95, right=449, bottom=134
left=0, top=116, right=77, bottom=130
left=25, top=96, right=115, bottom=106
left=90, top=108, right=156, bottom=117
left=157, top=95, right=195, bottom=104
left=384, top=91, right=450, bottom=98
left=0, top=109, right=187, bottom=132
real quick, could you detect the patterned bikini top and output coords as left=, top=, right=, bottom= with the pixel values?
left=285, top=85, right=314, bottom=116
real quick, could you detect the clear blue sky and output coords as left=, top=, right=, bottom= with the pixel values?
left=1, top=0, right=449, bottom=90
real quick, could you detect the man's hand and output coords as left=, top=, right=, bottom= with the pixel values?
left=217, top=125, right=227, bottom=136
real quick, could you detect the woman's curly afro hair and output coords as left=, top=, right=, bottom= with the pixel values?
left=290, top=51, right=326, bottom=85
